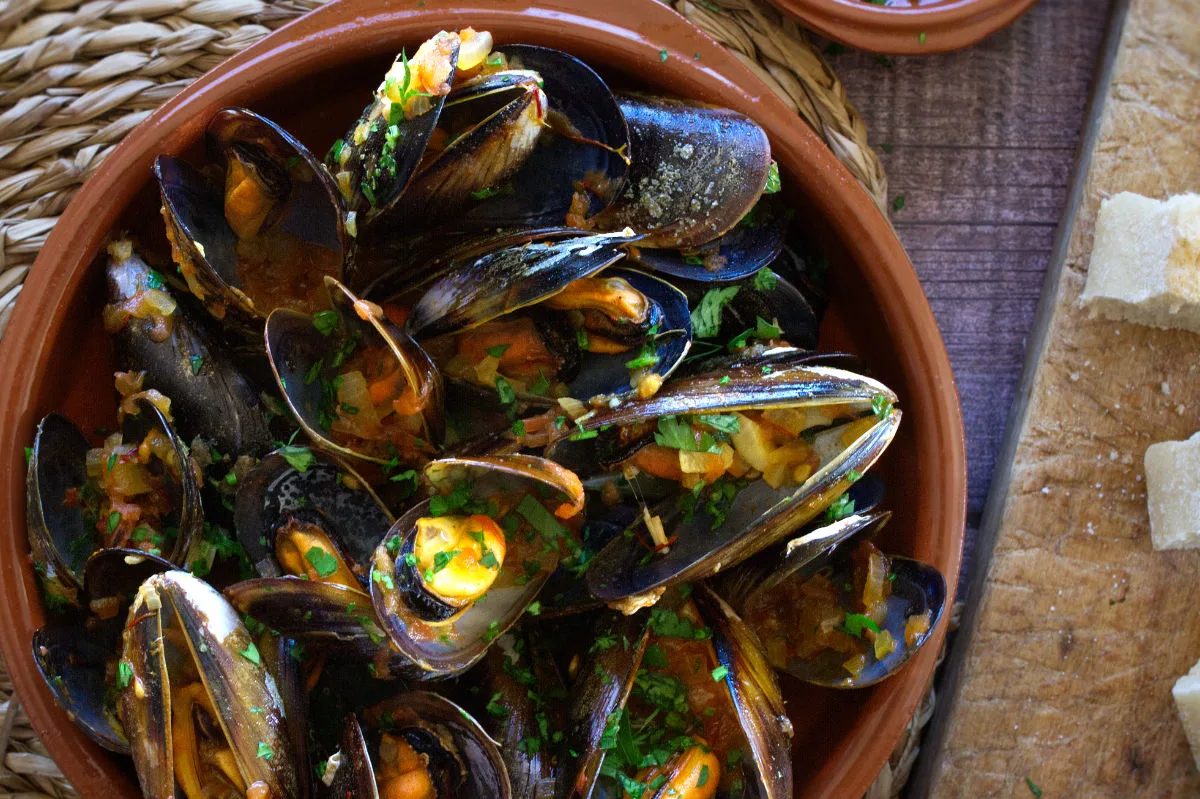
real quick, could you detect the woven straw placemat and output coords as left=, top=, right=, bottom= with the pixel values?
left=0, top=1, right=910, bottom=796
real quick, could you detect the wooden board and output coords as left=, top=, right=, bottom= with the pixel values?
left=912, top=0, right=1200, bottom=794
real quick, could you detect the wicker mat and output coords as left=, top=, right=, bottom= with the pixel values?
left=0, top=0, right=915, bottom=796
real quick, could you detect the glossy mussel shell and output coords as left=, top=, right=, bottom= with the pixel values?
left=26, top=399, right=203, bottom=607
left=555, top=363, right=900, bottom=601
left=233, top=447, right=393, bottom=580
left=266, top=276, right=444, bottom=464
left=369, top=455, right=583, bottom=680
left=119, top=570, right=298, bottom=798
left=593, top=93, right=771, bottom=250
left=156, top=107, right=346, bottom=323
left=727, top=511, right=947, bottom=688
left=328, top=692, right=511, bottom=798
left=106, top=242, right=273, bottom=457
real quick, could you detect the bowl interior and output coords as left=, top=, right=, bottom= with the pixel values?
left=0, top=3, right=965, bottom=798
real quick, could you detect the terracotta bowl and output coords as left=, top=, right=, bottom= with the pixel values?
left=0, top=0, right=966, bottom=796
left=774, top=0, right=1041, bottom=55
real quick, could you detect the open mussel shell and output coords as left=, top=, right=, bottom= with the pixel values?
left=565, top=366, right=901, bottom=601
left=329, top=31, right=460, bottom=226
left=234, top=447, right=393, bottom=579
left=560, top=611, right=650, bottom=799
left=26, top=413, right=92, bottom=605
left=694, top=585, right=793, bottom=799
left=405, top=229, right=636, bottom=338
left=447, top=44, right=630, bottom=231
left=370, top=455, right=583, bottom=680
left=83, top=546, right=174, bottom=620
left=323, top=714, right=378, bottom=798
left=735, top=512, right=946, bottom=689
left=156, top=107, right=346, bottom=323
left=676, top=345, right=862, bottom=382
left=628, top=195, right=787, bottom=283
left=32, top=623, right=129, bottom=754
left=348, top=692, right=511, bottom=798
left=266, top=276, right=443, bottom=464
left=120, top=570, right=298, bottom=798
left=592, top=93, right=771, bottom=250
left=106, top=243, right=273, bottom=457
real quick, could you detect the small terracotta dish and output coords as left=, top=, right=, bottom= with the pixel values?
left=0, top=1, right=966, bottom=797
left=775, top=0, right=1041, bottom=55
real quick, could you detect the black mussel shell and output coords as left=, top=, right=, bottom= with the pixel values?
left=560, top=611, right=649, bottom=799
left=673, top=268, right=820, bottom=352
left=32, top=623, right=129, bottom=754
left=27, top=413, right=92, bottom=603
left=234, top=448, right=394, bottom=579
left=156, top=108, right=346, bottom=323
left=106, top=243, right=273, bottom=457
left=593, top=93, right=771, bottom=250
left=448, top=44, right=630, bottom=231
left=359, top=692, right=512, bottom=797
left=406, top=230, right=636, bottom=338
left=628, top=195, right=787, bottom=282
left=266, top=277, right=443, bottom=465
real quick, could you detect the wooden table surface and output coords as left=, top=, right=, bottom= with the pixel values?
left=827, top=0, right=1115, bottom=580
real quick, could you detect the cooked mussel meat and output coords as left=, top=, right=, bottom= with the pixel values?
left=370, top=455, right=583, bottom=678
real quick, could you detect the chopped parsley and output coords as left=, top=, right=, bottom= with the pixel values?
left=304, top=546, right=339, bottom=579
left=188, top=355, right=204, bottom=375
left=239, top=642, right=261, bottom=665
left=423, top=549, right=461, bottom=582
left=839, top=613, right=881, bottom=638
left=764, top=161, right=781, bottom=193
left=654, top=416, right=722, bottom=454
left=753, top=267, right=777, bottom=291
left=823, top=492, right=856, bottom=523
left=278, top=445, right=316, bottom=473
left=690, top=286, right=739, bottom=339
left=117, top=659, right=133, bottom=689
left=872, top=393, right=894, bottom=418
left=256, top=742, right=274, bottom=760
left=312, top=309, right=339, bottom=336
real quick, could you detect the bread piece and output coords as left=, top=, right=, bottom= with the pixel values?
left=1080, top=192, right=1200, bottom=332
left=1144, top=432, right=1200, bottom=549
left=1175, top=658, right=1200, bottom=770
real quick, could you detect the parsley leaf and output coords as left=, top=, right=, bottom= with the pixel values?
left=690, top=286, right=740, bottom=339
left=304, top=546, right=339, bottom=579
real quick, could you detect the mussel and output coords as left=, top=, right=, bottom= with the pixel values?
left=720, top=511, right=946, bottom=688
left=266, top=276, right=443, bottom=465
left=545, top=357, right=900, bottom=606
left=104, top=239, right=273, bottom=457
left=157, top=108, right=347, bottom=325
left=119, top=570, right=299, bottom=797
left=27, top=392, right=203, bottom=610
left=322, top=692, right=511, bottom=798
left=369, top=455, right=583, bottom=679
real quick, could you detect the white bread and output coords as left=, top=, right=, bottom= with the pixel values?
left=1080, top=192, right=1200, bottom=332
left=1144, top=432, right=1200, bottom=550
left=1175, top=658, right=1200, bottom=770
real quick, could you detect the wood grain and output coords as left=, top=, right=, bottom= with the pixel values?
left=913, top=0, right=1200, bottom=794
left=828, top=0, right=1115, bottom=579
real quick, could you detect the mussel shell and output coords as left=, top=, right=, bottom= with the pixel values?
left=324, top=714, right=379, bottom=798
left=584, top=407, right=901, bottom=601
left=694, top=585, right=793, bottom=799
left=233, top=448, right=394, bottom=578
left=479, top=633, right=564, bottom=798
left=266, top=277, right=443, bottom=464
left=157, top=108, right=346, bottom=322
left=370, top=498, right=551, bottom=680
left=447, top=44, right=630, bottom=231
left=560, top=611, right=650, bottom=799
left=405, top=230, right=636, bottom=338
left=120, top=570, right=298, bottom=798
left=536, top=518, right=624, bottom=619
left=360, top=692, right=512, bottom=798
left=120, top=397, right=204, bottom=566
left=592, top=94, right=771, bottom=250
left=398, top=70, right=547, bottom=224
left=32, top=623, right=129, bottom=754
left=83, top=547, right=174, bottom=614
left=261, top=635, right=313, bottom=799
left=628, top=196, right=787, bottom=282
left=332, top=33, right=460, bottom=226
left=370, top=455, right=582, bottom=679
left=106, top=246, right=273, bottom=457
left=26, top=413, right=92, bottom=600
left=223, top=577, right=395, bottom=665
left=674, top=345, right=862, bottom=381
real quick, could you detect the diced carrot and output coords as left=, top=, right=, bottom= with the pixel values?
left=628, top=444, right=684, bottom=481
left=369, top=369, right=404, bottom=406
